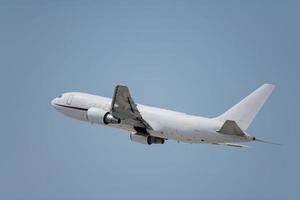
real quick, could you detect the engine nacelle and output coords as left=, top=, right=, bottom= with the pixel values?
left=87, top=107, right=120, bottom=125
left=130, top=132, right=165, bottom=145
left=147, top=136, right=165, bottom=145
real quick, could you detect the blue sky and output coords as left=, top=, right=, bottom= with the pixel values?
left=0, top=0, right=299, bottom=199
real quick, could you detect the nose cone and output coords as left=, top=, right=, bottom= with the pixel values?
left=51, top=98, right=59, bottom=107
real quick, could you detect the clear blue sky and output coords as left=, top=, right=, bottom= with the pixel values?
left=0, top=0, right=299, bottom=199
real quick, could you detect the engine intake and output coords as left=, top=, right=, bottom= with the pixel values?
left=87, top=107, right=120, bottom=125
left=103, top=112, right=121, bottom=124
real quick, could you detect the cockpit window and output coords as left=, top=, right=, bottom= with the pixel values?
left=58, top=94, right=62, bottom=98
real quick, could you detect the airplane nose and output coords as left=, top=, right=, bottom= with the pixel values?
left=51, top=98, right=58, bottom=107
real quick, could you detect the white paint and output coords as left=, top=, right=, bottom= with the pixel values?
left=51, top=84, right=275, bottom=146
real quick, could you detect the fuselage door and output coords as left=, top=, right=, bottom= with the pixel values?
left=67, top=95, right=73, bottom=105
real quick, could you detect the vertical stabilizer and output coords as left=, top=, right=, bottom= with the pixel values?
left=215, top=84, right=275, bottom=130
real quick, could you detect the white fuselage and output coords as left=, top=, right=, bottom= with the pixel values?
left=51, top=92, right=252, bottom=144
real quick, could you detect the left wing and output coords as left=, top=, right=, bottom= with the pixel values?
left=110, top=85, right=152, bottom=131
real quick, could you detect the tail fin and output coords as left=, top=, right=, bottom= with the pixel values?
left=215, top=84, right=275, bottom=130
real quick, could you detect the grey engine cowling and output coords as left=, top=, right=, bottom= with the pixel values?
left=130, top=132, right=165, bottom=145
left=87, top=107, right=120, bottom=125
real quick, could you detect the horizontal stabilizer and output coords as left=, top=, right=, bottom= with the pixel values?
left=217, top=120, right=246, bottom=137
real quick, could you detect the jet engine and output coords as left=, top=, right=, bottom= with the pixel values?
left=87, top=107, right=120, bottom=125
left=130, top=132, right=165, bottom=145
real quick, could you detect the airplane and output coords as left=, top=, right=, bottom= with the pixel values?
left=51, top=84, right=276, bottom=147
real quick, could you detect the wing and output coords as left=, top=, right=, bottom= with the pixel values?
left=213, top=143, right=249, bottom=148
left=111, top=85, right=152, bottom=131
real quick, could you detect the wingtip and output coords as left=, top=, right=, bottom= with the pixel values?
left=263, top=83, right=276, bottom=90
left=116, top=84, right=128, bottom=88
